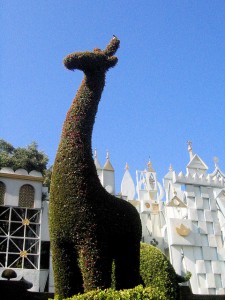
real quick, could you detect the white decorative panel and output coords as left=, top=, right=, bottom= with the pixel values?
left=140, top=200, right=151, bottom=214
left=196, top=197, right=203, bottom=209
left=198, top=221, right=207, bottom=234
left=198, top=288, right=209, bottom=294
left=212, top=261, right=222, bottom=274
left=194, top=233, right=203, bottom=247
left=220, top=261, right=225, bottom=274
left=167, top=218, right=195, bottom=246
left=208, top=234, right=217, bottom=247
left=188, top=208, right=198, bottom=221
left=203, top=198, right=210, bottom=209
left=186, top=190, right=195, bottom=197
left=206, top=222, right=214, bottom=234
left=201, top=193, right=209, bottom=198
left=214, top=222, right=221, bottom=236
left=197, top=209, right=205, bottom=221
left=194, top=247, right=203, bottom=260
left=187, top=197, right=195, bottom=208
left=206, top=273, right=216, bottom=288
left=217, top=248, right=225, bottom=261
left=204, top=210, right=213, bottom=222
left=169, top=245, right=183, bottom=275
left=221, top=273, right=225, bottom=288
left=198, top=274, right=207, bottom=288
left=216, top=288, right=225, bottom=295
left=205, top=260, right=212, bottom=273
left=211, top=211, right=218, bottom=222
left=215, top=235, right=223, bottom=248
left=201, top=235, right=209, bottom=247
left=202, top=246, right=212, bottom=260
left=215, top=274, right=222, bottom=289
left=210, top=248, right=218, bottom=260
left=196, top=260, right=206, bottom=273
left=210, top=198, right=217, bottom=211
left=208, top=288, right=216, bottom=295
left=183, top=246, right=199, bottom=294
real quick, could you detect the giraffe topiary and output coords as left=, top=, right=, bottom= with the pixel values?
left=49, top=36, right=142, bottom=299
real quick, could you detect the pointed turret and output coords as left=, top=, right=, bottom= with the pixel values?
left=136, top=159, right=158, bottom=214
left=103, top=151, right=114, bottom=171
left=186, top=142, right=208, bottom=176
left=94, top=149, right=103, bottom=182
left=94, top=149, right=102, bottom=169
left=209, top=157, right=225, bottom=184
left=187, top=141, right=193, bottom=160
left=102, top=151, right=115, bottom=195
left=121, top=163, right=135, bottom=200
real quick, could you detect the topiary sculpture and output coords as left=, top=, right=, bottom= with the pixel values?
left=1, top=269, right=17, bottom=280
left=140, top=243, right=191, bottom=300
left=49, top=36, right=142, bottom=299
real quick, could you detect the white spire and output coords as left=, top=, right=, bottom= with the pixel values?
left=103, top=150, right=114, bottom=171
left=213, top=156, right=219, bottom=168
left=94, top=149, right=102, bottom=169
left=187, top=141, right=193, bottom=160
left=147, top=159, right=155, bottom=172
left=121, top=162, right=135, bottom=200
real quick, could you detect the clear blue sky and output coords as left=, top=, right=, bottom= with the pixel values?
left=1, top=1, right=225, bottom=192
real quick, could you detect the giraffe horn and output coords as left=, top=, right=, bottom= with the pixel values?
left=104, top=36, right=120, bottom=56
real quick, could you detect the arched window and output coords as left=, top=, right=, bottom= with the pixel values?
left=19, top=184, right=35, bottom=208
left=0, top=181, right=6, bottom=205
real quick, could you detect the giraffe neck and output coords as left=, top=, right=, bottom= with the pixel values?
left=55, top=71, right=106, bottom=194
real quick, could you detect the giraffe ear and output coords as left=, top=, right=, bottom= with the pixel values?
left=104, top=36, right=120, bottom=56
left=105, top=56, right=118, bottom=69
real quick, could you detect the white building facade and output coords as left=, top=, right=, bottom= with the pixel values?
left=1, top=144, right=225, bottom=295
left=119, top=142, right=225, bottom=295
left=0, top=167, right=50, bottom=292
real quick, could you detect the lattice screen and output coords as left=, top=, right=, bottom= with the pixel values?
left=0, top=206, right=41, bottom=269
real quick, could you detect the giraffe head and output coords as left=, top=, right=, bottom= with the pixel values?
left=63, top=36, right=120, bottom=73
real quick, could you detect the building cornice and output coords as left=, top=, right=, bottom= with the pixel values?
left=0, top=172, right=44, bottom=182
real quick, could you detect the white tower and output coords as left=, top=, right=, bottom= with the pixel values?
left=102, top=151, right=115, bottom=195
left=136, top=160, right=164, bottom=248
left=164, top=143, right=225, bottom=295
left=121, top=163, right=136, bottom=200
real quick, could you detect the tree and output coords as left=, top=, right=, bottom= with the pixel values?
left=0, top=139, right=49, bottom=174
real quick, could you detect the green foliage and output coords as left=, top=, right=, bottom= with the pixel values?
left=43, top=165, right=53, bottom=189
left=52, top=285, right=166, bottom=300
left=111, top=242, right=190, bottom=300
left=0, top=139, right=48, bottom=173
left=50, top=36, right=142, bottom=299
left=140, top=243, right=187, bottom=300
left=63, top=37, right=120, bottom=72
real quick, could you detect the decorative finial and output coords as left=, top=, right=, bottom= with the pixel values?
left=169, top=164, right=173, bottom=172
left=187, top=141, right=193, bottom=160
left=125, top=162, right=129, bottom=170
left=147, top=158, right=155, bottom=172
left=174, top=188, right=177, bottom=196
left=106, top=150, right=110, bottom=160
left=213, top=156, right=219, bottom=167
left=94, top=148, right=98, bottom=159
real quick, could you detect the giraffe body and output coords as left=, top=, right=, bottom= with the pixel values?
left=49, top=37, right=142, bottom=299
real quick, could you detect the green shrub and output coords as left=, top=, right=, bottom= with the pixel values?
left=140, top=243, right=182, bottom=300
left=52, top=285, right=166, bottom=300
left=111, top=243, right=190, bottom=300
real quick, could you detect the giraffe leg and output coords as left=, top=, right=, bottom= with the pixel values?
left=79, top=244, right=112, bottom=292
left=51, top=240, right=83, bottom=299
left=114, top=240, right=140, bottom=290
